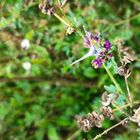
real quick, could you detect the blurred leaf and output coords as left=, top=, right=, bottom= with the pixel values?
left=104, top=84, right=117, bottom=93
left=48, top=125, right=60, bottom=140
left=83, top=67, right=97, bottom=78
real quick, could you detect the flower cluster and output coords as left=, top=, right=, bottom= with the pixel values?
left=71, top=31, right=113, bottom=68
left=84, top=32, right=112, bottom=68
left=75, top=92, right=118, bottom=132
left=75, top=112, right=104, bottom=132
left=116, top=40, right=136, bottom=77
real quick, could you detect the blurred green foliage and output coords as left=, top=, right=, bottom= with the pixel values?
left=0, top=0, right=140, bottom=139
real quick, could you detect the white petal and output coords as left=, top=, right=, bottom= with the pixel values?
left=71, top=49, right=93, bottom=66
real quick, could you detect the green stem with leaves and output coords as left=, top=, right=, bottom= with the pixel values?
left=103, top=64, right=124, bottom=94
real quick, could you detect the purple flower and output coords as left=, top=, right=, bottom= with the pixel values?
left=84, top=32, right=99, bottom=48
left=94, top=36, right=99, bottom=42
left=71, top=31, right=113, bottom=68
left=103, top=40, right=111, bottom=51
left=84, top=36, right=91, bottom=48
left=92, top=58, right=103, bottom=68
left=108, top=53, right=113, bottom=59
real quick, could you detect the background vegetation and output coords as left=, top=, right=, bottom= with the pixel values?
left=0, top=0, right=140, bottom=139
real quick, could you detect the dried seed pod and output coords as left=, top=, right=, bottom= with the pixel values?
left=118, top=66, right=131, bottom=77
left=95, top=114, right=104, bottom=128
left=101, top=92, right=111, bottom=106
left=101, top=92, right=119, bottom=106
left=87, top=113, right=95, bottom=127
left=75, top=115, right=92, bottom=132
left=101, top=106, right=114, bottom=120
left=75, top=111, right=105, bottom=132
left=118, top=66, right=127, bottom=76
left=120, top=47, right=136, bottom=65
left=114, top=38, right=124, bottom=48
left=131, top=106, right=140, bottom=126
left=125, top=69, right=131, bottom=78
left=66, top=27, right=76, bottom=35
left=39, top=0, right=55, bottom=16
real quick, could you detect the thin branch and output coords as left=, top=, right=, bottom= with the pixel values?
left=58, top=0, right=61, bottom=6
left=113, top=103, right=130, bottom=117
left=113, top=101, right=140, bottom=112
left=61, top=0, right=68, bottom=7
left=66, top=129, right=81, bottom=140
left=125, top=76, right=133, bottom=107
left=54, top=13, right=70, bottom=27
left=113, top=12, right=140, bottom=26
left=93, top=118, right=128, bottom=140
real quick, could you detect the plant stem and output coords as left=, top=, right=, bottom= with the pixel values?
left=113, top=100, right=140, bottom=112
left=113, top=12, right=140, bottom=26
left=61, top=0, right=68, bottom=7
left=103, top=64, right=123, bottom=94
left=93, top=118, right=128, bottom=140
left=54, top=13, right=85, bottom=39
left=54, top=13, right=70, bottom=27
left=66, top=129, right=81, bottom=140
left=125, top=76, right=133, bottom=107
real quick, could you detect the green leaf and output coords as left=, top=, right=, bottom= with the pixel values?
left=83, top=67, right=97, bottom=78
left=115, top=94, right=127, bottom=106
left=104, top=85, right=117, bottom=93
left=48, top=125, right=60, bottom=140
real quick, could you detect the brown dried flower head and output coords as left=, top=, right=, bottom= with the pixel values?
left=119, top=46, right=136, bottom=65
left=101, top=92, right=119, bottom=106
left=118, top=66, right=131, bottom=77
left=131, top=106, right=140, bottom=126
left=66, top=27, right=76, bottom=35
left=101, top=106, right=114, bottom=120
left=75, top=111, right=105, bottom=132
left=39, top=0, right=55, bottom=16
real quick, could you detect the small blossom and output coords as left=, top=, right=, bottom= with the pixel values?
left=92, top=58, right=103, bottom=68
left=103, top=40, right=111, bottom=51
left=22, top=62, right=31, bottom=71
left=84, top=36, right=91, bottom=48
left=71, top=47, right=101, bottom=66
left=84, top=32, right=99, bottom=48
left=21, top=39, right=30, bottom=50
left=108, top=53, right=113, bottom=59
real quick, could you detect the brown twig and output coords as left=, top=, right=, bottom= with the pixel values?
left=0, top=76, right=96, bottom=88
left=125, top=76, right=133, bottom=107
left=93, top=118, right=128, bottom=140
left=61, top=0, right=68, bottom=7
